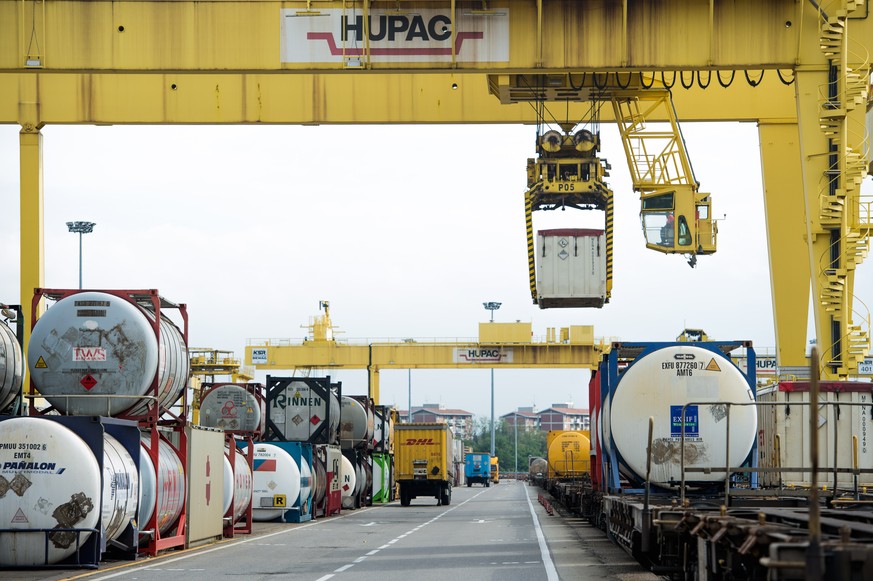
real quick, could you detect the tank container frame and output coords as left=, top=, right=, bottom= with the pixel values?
left=264, top=376, right=341, bottom=445
left=597, top=340, right=757, bottom=495
left=269, top=441, right=313, bottom=523
left=225, top=434, right=254, bottom=537
left=0, top=415, right=141, bottom=568
left=0, top=303, right=24, bottom=416
left=28, top=288, right=190, bottom=426
left=200, top=382, right=266, bottom=438
left=28, top=289, right=190, bottom=557
left=314, top=443, right=342, bottom=518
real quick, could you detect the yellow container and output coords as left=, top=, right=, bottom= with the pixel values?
left=490, top=456, right=500, bottom=483
left=395, top=423, right=454, bottom=483
left=547, top=430, right=591, bottom=478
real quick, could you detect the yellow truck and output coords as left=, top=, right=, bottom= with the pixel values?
left=395, top=423, right=454, bottom=506
left=490, top=455, right=500, bottom=484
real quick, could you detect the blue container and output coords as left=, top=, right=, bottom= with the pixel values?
left=268, top=442, right=313, bottom=523
left=464, top=453, right=492, bottom=487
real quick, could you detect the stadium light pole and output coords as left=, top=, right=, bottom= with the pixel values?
left=483, top=301, right=501, bottom=458
left=66, top=221, right=96, bottom=289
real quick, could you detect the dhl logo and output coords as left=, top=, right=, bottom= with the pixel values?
left=405, top=438, right=435, bottom=445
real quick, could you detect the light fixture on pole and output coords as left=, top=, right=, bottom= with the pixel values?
left=483, top=301, right=501, bottom=457
left=66, top=221, right=96, bottom=289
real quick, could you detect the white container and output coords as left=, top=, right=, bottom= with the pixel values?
left=340, top=396, right=373, bottom=450
left=28, top=291, right=188, bottom=416
left=200, top=384, right=265, bottom=433
left=0, top=417, right=101, bottom=566
left=609, top=345, right=757, bottom=487
left=101, top=433, right=139, bottom=542
left=313, top=449, right=326, bottom=506
left=536, top=228, right=607, bottom=308
left=757, top=382, right=873, bottom=488
left=246, top=443, right=300, bottom=522
left=340, top=454, right=357, bottom=500
left=139, top=434, right=186, bottom=535
left=299, top=455, right=312, bottom=511
left=222, top=449, right=254, bottom=523
left=0, top=319, right=23, bottom=411
left=268, top=379, right=340, bottom=443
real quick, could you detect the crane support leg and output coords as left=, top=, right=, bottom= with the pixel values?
left=19, top=127, right=45, bottom=349
left=758, top=121, right=810, bottom=372
left=525, top=192, right=537, bottom=304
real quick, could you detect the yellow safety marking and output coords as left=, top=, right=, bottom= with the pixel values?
left=293, top=391, right=301, bottom=399
left=605, top=195, right=614, bottom=300
left=35, top=356, right=47, bottom=369
left=525, top=192, right=537, bottom=303
left=274, top=494, right=287, bottom=507
left=705, top=358, right=721, bottom=372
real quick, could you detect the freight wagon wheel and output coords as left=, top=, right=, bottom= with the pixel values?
left=400, top=491, right=410, bottom=507
left=467, top=482, right=472, bottom=487
left=486, top=481, right=490, bottom=488
left=441, top=487, right=451, bottom=506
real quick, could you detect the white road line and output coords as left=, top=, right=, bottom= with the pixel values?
left=525, top=488, right=560, bottom=581
left=353, top=556, right=367, bottom=563
left=366, top=550, right=380, bottom=556
left=314, top=576, right=334, bottom=581
left=84, top=506, right=378, bottom=580
left=334, top=564, right=354, bottom=572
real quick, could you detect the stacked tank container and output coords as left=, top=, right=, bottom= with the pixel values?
left=25, top=289, right=191, bottom=560
left=264, top=376, right=342, bottom=519
left=197, top=382, right=262, bottom=537
left=0, top=304, right=24, bottom=416
left=371, top=405, right=396, bottom=504
left=340, top=395, right=375, bottom=509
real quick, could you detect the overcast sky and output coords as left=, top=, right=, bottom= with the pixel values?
left=1, top=121, right=870, bottom=419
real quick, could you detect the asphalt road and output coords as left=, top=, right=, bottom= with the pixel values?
left=4, top=481, right=659, bottom=581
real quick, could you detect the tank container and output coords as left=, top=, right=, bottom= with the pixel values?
left=0, top=317, right=23, bottom=412
left=265, top=376, right=340, bottom=444
left=139, top=433, right=186, bottom=535
left=340, top=396, right=374, bottom=450
left=200, top=383, right=265, bottom=434
left=245, top=442, right=300, bottom=522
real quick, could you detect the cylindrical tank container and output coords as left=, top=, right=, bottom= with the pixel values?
left=373, top=405, right=395, bottom=453
left=608, top=344, right=757, bottom=488
left=102, top=433, right=139, bottom=543
left=299, top=455, right=312, bottom=512
left=0, top=417, right=102, bottom=566
left=223, top=448, right=253, bottom=523
left=372, top=453, right=392, bottom=503
left=547, top=431, right=591, bottom=478
left=313, top=448, right=326, bottom=509
left=340, top=453, right=357, bottom=505
left=246, top=443, right=300, bottom=522
left=265, top=377, right=340, bottom=444
left=529, top=457, right=547, bottom=482
left=200, top=384, right=265, bottom=433
left=27, top=291, right=188, bottom=417
left=0, top=317, right=23, bottom=412
left=340, top=396, right=374, bottom=450
left=139, top=434, right=186, bottom=536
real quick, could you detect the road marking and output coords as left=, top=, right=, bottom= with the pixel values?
left=525, top=488, right=560, bottom=581
left=353, top=556, right=367, bottom=563
left=334, top=564, right=354, bottom=572
left=366, top=550, right=380, bottom=556
left=314, top=576, right=334, bottom=581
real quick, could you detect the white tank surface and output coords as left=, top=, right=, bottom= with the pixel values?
left=102, top=433, right=139, bottom=543
left=222, top=454, right=234, bottom=517
left=200, top=384, right=265, bottom=433
left=139, top=434, right=186, bottom=535
left=299, top=455, right=312, bottom=510
left=609, top=345, right=757, bottom=487
left=27, top=291, right=188, bottom=417
left=340, top=396, right=373, bottom=450
left=0, top=318, right=23, bottom=411
left=0, top=417, right=101, bottom=566
left=340, top=454, right=357, bottom=500
left=601, top=400, right=611, bottom=455
left=221, top=449, right=253, bottom=523
left=269, top=379, right=340, bottom=443
left=246, top=443, right=300, bottom=522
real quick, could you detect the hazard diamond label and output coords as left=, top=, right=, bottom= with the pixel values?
left=80, top=374, right=98, bottom=390
left=12, top=508, right=29, bottom=524
left=705, top=358, right=722, bottom=372
left=310, top=415, right=321, bottom=426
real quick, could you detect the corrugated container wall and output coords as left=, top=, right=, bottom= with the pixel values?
left=536, top=229, right=607, bottom=308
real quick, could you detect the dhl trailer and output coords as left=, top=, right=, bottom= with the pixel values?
left=395, top=423, right=454, bottom=506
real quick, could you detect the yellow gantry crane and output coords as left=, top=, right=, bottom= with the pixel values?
left=1, top=0, right=871, bottom=378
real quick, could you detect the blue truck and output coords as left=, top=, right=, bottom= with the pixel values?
left=465, top=452, right=492, bottom=487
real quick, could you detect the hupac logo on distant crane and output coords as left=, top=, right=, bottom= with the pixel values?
left=280, top=8, right=510, bottom=64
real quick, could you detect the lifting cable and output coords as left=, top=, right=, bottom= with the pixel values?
left=776, top=69, right=795, bottom=85
left=716, top=69, right=736, bottom=88
left=696, top=70, right=712, bottom=89
left=680, top=71, right=695, bottom=89
left=639, top=71, right=655, bottom=89
left=744, top=69, right=765, bottom=87
left=660, top=70, right=677, bottom=89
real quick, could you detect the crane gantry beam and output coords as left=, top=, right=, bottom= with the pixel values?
left=3, top=0, right=871, bottom=378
